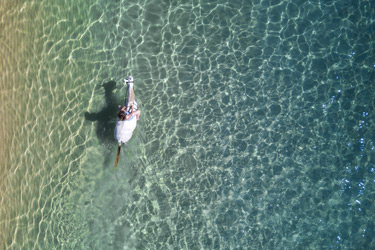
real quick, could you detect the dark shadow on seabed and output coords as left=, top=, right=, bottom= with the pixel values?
left=84, top=80, right=122, bottom=165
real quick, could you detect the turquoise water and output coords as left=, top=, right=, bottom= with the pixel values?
left=1, top=0, right=375, bottom=249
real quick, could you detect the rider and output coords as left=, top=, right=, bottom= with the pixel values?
left=117, top=104, right=141, bottom=121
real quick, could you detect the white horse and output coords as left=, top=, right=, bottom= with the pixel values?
left=113, top=76, right=140, bottom=167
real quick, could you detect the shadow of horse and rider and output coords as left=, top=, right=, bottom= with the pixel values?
left=84, top=80, right=124, bottom=165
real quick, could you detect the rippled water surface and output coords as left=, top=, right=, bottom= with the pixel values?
left=1, top=0, right=375, bottom=249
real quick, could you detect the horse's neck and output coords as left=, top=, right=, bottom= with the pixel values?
left=127, top=83, right=135, bottom=106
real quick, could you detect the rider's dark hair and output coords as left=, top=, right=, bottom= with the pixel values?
left=118, top=111, right=126, bottom=121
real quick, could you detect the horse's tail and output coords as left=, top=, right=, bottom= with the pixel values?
left=113, top=143, right=121, bottom=168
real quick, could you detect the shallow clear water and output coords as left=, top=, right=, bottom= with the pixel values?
left=1, top=0, right=375, bottom=249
